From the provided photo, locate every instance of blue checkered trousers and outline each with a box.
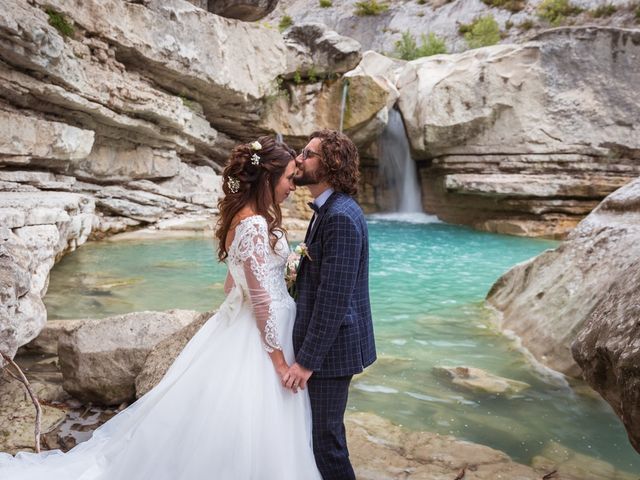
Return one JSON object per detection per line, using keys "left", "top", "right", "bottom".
{"left": 293, "top": 191, "right": 377, "bottom": 479}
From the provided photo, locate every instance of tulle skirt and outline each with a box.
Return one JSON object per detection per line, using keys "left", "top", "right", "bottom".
{"left": 0, "top": 288, "right": 321, "bottom": 480}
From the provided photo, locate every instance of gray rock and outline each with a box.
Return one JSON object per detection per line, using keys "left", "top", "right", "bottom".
{"left": 21, "top": 319, "right": 87, "bottom": 355}
{"left": 135, "top": 310, "right": 213, "bottom": 398}
{"left": 207, "top": 0, "right": 279, "bottom": 21}
{"left": 433, "top": 366, "right": 530, "bottom": 395}
{"left": 0, "top": 228, "right": 45, "bottom": 359}
{"left": 0, "top": 109, "right": 94, "bottom": 163}
{"left": 58, "top": 310, "right": 201, "bottom": 405}
{"left": 571, "top": 261, "right": 640, "bottom": 454}
{"left": 487, "top": 178, "right": 640, "bottom": 378}
{"left": 284, "top": 22, "right": 362, "bottom": 78}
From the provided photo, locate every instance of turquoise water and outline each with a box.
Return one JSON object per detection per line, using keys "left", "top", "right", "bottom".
{"left": 44, "top": 220, "right": 639, "bottom": 474}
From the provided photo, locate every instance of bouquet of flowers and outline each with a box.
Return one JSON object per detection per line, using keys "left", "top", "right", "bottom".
{"left": 285, "top": 243, "right": 311, "bottom": 299}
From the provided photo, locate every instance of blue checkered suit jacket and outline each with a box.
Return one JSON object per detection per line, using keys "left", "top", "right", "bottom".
{"left": 293, "top": 191, "right": 376, "bottom": 378}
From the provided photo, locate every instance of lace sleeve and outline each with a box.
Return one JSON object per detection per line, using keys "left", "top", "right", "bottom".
{"left": 235, "top": 218, "right": 282, "bottom": 353}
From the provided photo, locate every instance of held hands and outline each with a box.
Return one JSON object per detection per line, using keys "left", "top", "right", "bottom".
{"left": 282, "top": 363, "right": 313, "bottom": 394}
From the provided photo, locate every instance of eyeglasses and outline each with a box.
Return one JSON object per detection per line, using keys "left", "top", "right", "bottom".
{"left": 301, "top": 148, "right": 321, "bottom": 160}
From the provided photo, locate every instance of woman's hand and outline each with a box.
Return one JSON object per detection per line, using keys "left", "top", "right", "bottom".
{"left": 274, "top": 361, "right": 290, "bottom": 381}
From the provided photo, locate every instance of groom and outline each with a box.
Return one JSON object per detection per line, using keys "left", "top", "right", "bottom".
{"left": 283, "top": 130, "right": 376, "bottom": 479}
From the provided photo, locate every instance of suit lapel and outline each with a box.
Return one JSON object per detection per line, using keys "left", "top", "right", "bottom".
{"left": 299, "top": 192, "right": 340, "bottom": 271}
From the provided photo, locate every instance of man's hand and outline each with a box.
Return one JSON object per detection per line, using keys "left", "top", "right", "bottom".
{"left": 282, "top": 362, "right": 313, "bottom": 393}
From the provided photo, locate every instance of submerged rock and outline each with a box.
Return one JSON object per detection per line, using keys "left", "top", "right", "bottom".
{"left": 433, "top": 366, "right": 530, "bottom": 395}
{"left": 347, "top": 412, "right": 541, "bottom": 479}
{"left": 58, "top": 310, "right": 200, "bottom": 405}
{"left": 532, "top": 440, "right": 637, "bottom": 480}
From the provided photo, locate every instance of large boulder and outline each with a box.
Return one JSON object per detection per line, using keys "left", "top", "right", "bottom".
{"left": 571, "top": 260, "right": 640, "bottom": 453}
{"left": 487, "top": 177, "right": 640, "bottom": 378}
{"left": 135, "top": 310, "right": 213, "bottom": 397}
{"left": 58, "top": 310, "right": 200, "bottom": 405}
{"left": 284, "top": 22, "right": 362, "bottom": 79}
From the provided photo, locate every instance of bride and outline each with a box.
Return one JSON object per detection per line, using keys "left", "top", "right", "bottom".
{"left": 0, "top": 137, "right": 323, "bottom": 479}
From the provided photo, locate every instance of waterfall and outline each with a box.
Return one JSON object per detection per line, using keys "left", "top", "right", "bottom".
{"left": 378, "top": 108, "right": 423, "bottom": 213}
{"left": 339, "top": 80, "right": 349, "bottom": 133}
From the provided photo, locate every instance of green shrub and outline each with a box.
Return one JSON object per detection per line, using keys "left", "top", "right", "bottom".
{"left": 636, "top": 4, "right": 640, "bottom": 21}
{"left": 590, "top": 3, "right": 616, "bottom": 17}
{"left": 394, "top": 31, "right": 448, "bottom": 60}
{"left": 537, "top": 0, "right": 583, "bottom": 26}
{"left": 46, "top": 9, "right": 74, "bottom": 37}
{"left": 319, "top": 0, "right": 333, "bottom": 7}
{"left": 308, "top": 66, "right": 318, "bottom": 83}
{"left": 481, "top": 0, "right": 526, "bottom": 13}
{"left": 293, "top": 70, "right": 302, "bottom": 84}
{"left": 279, "top": 15, "right": 293, "bottom": 32}
{"left": 178, "top": 94, "right": 199, "bottom": 112}
{"left": 354, "top": 0, "right": 389, "bottom": 16}
{"left": 417, "top": 0, "right": 427, "bottom": 4}
{"left": 458, "top": 23, "right": 472, "bottom": 35}
{"left": 463, "top": 15, "right": 501, "bottom": 49}
{"left": 505, "top": 20, "right": 514, "bottom": 29}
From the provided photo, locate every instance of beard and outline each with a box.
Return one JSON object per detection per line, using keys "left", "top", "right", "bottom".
{"left": 293, "top": 167, "right": 323, "bottom": 187}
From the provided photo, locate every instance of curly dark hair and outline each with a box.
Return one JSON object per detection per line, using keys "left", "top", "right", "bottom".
{"left": 309, "top": 129, "right": 360, "bottom": 196}
{"left": 215, "top": 136, "right": 296, "bottom": 262}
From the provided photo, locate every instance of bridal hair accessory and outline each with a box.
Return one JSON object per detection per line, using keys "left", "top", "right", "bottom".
{"left": 250, "top": 141, "right": 262, "bottom": 166}
{"left": 227, "top": 176, "right": 240, "bottom": 193}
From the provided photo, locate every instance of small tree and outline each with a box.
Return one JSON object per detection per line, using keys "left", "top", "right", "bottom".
{"left": 279, "top": 15, "right": 293, "bottom": 32}
{"left": 481, "top": 0, "right": 526, "bottom": 13}
{"left": 463, "top": 15, "right": 501, "bottom": 49}
{"left": 354, "top": 0, "right": 389, "bottom": 16}
{"left": 319, "top": 0, "right": 333, "bottom": 7}
{"left": 537, "top": 0, "right": 583, "bottom": 26}
{"left": 590, "top": 3, "right": 616, "bottom": 18}
{"left": 394, "top": 32, "right": 447, "bottom": 60}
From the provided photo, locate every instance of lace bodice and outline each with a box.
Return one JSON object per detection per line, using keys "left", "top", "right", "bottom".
{"left": 226, "top": 215, "right": 291, "bottom": 352}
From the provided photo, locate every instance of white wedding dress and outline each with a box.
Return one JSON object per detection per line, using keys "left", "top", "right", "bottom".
{"left": 0, "top": 215, "right": 322, "bottom": 480}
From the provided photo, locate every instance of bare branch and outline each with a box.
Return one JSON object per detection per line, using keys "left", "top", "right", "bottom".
{"left": 1, "top": 352, "right": 42, "bottom": 453}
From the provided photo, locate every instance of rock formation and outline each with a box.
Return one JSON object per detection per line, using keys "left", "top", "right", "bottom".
{"left": 487, "top": 178, "right": 640, "bottom": 449}
{"left": 0, "top": 0, "right": 386, "bottom": 357}
{"left": 397, "top": 27, "right": 640, "bottom": 237}
{"left": 57, "top": 310, "right": 200, "bottom": 405}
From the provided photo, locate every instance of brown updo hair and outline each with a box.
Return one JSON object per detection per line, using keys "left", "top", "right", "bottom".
{"left": 215, "top": 136, "right": 296, "bottom": 262}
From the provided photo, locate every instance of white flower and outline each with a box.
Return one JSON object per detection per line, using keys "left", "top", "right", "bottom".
{"left": 251, "top": 153, "right": 261, "bottom": 165}
{"left": 227, "top": 176, "right": 240, "bottom": 193}
{"left": 295, "top": 242, "right": 312, "bottom": 260}
{"left": 250, "top": 141, "right": 262, "bottom": 151}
